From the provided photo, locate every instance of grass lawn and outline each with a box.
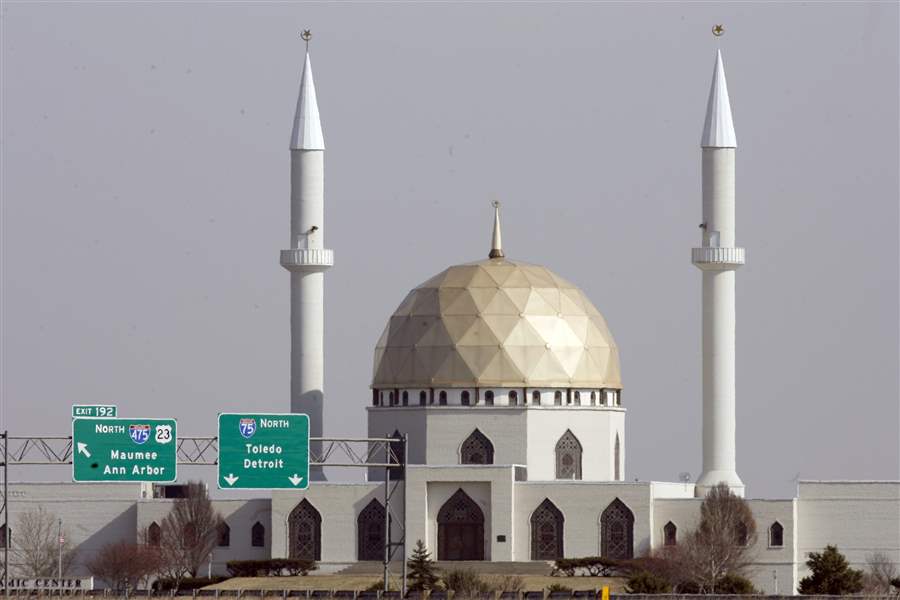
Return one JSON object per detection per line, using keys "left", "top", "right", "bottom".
{"left": 206, "top": 574, "right": 627, "bottom": 593}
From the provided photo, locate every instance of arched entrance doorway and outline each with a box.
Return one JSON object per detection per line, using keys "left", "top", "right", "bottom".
{"left": 437, "top": 488, "right": 484, "bottom": 560}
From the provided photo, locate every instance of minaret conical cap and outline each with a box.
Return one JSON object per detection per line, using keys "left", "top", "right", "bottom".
{"left": 290, "top": 52, "right": 325, "bottom": 150}
{"left": 489, "top": 201, "right": 504, "bottom": 259}
{"left": 701, "top": 49, "right": 737, "bottom": 148}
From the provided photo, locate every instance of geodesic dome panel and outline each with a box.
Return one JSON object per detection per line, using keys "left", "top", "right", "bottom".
{"left": 372, "top": 258, "right": 621, "bottom": 389}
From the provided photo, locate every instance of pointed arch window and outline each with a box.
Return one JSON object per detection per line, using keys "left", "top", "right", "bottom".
{"left": 439, "top": 391, "right": 448, "bottom": 405}
{"left": 461, "top": 391, "right": 471, "bottom": 406}
{"left": 600, "top": 498, "right": 634, "bottom": 559}
{"left": 217, "top": 522, "right": 230, "bottom": 547}
{"left": 402, "top": 391, "right": 409, "bottom": 406}
{"left": 554, "top": 391, "right": 563, "bottom": 406}
{"left": 735, "top": 521, "right": 749, "bottom": 546}
{"left": 614, "top": 433, "right": 621, "bottom": 481}
{"left": 590, "top": 391, "right": 596, "bottom": 405}
{"left": 461, "top": 429, "right": 494, "bottom": 465}
{"left": 147, "top": 521, "right": 161, "bottom": 546}
{"left": 390, "top": 430, "right": 405, "bottom": 481}
{"left": 357, "top": 499, "right": 386, "bottom": 560}
{"left": 663, "top": 521, "right": 677, "bottom": 546}
{"left": 251, "top": 522, "right": 265, "bottom": 547}
{"left": 509, "top": 391, "right": 518, "bottom": 405}
{"left": 574, "top": 391, "right": 581, "bottom": 405}
{"left": 530, "top": 499, "right": 564, "bottom": 560}
{"left": 419, "top": 391, "right": 427, "bottom": 406}
{"left": 532, "top": 391, "right": 541, "bottom": 405}
{"left": 288, "top": 499, "right": 322, "bottom": 560}
{"left": 769, "top": 522, "right": 784, "bottom": 547}
{"left": 555, "top": 430, "right": 582, "bottom": 480}
{"left": 389, "top": 391, "right": 396, "bottom": 406}
{"left": 484, "top": 391, "right": 494, "bottom": 406}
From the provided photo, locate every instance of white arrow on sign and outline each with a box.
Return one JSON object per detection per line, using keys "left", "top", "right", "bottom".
{"left": 77, "top": 442, "right": 91, "bottom": 458}
{"left": 288, "top": 474, "right": 304, "bottom": 486}
{"left": 223, "top": 474, "right": 239, "bottom": 486}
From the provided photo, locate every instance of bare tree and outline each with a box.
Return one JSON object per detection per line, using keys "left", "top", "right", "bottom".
{"left": 86, "top": 541, "right": 162, "bottom": 591}
{"left": 158, "top": 482, "right": 222, "bottom": 580}
{"left": 13, "top": 507, "right": 77, "bottom": 577}
{"left": 863, "top": 551, "right": 899, "bottom": 595}
{"left": 666, "top": 483, "right": 758, "bottom": 593}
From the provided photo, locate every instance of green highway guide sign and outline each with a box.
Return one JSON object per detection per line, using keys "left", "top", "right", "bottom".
{"left": 72, "top": 418, "right": 177, "bottom": 482}
{"left": 72, "top": 405, "right": 117, "bottom": 418}
{"left": 218, "top": 413, "right": 309, "bottom": 490}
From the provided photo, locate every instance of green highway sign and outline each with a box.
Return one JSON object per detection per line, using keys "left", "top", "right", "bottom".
{"left": 72, "top": 405, "right": 117, "bottom": 418}
{"left": 72, "top": 418, "right": 177, "bottom": 482}
{"left": 218, "top": 413, "right": 309, "bottom": 490}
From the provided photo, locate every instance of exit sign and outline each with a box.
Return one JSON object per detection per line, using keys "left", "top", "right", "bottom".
{"left": 72, "top": 405, "right": 117, "bottom": 418}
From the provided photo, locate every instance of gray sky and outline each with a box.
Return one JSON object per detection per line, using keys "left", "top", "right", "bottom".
{"left": 2, "top": 2, "right": 897, "bottom": 498}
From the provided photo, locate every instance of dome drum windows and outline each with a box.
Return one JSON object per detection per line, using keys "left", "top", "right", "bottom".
{"left": 532, "top": 390, "right": 541, "bottom": 405}
{"left": 461, "top": 391, "right": 471, "bottom": 406}
{"left": 484, "top": 391, "right": 494, "bottom": 406}
{"left": 508, "top": 390, "right": 518, "bottom": 405}
{"left": 419, "top": 391, "right": 427, "bottom": 406}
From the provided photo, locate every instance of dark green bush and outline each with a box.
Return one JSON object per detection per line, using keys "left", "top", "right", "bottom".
{"left": 225, "top": 558, "right": 317, "bottom": 577}
{"left": 799, "top": 545, "right": 864, "bottom": 595}
{"left": 546, "top": 583, "right": 573, "bottom": 593}
{"left": 552, "top": 557, "right": 621, "bottom": 577}
{"left": 625, "top": 571, "right": 672, "bottom": 594}
{"left": 152, "top": 576, "right": 228, "bottom": 592}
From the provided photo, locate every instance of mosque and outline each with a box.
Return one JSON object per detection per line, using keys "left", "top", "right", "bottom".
{"left": 3, "top": 43, "right": 898, "bottom": 594}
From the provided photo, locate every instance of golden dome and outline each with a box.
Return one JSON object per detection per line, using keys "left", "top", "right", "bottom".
{"left": 372, "top": 257, "right": 621, "bottom": 389}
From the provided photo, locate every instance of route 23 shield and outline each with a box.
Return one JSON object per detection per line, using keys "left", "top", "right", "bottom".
{"left": 129, "top": 424, "right": 151, "bottom": 445}
{"left": 239, "top": 418, "right": 257, "bottom": 439}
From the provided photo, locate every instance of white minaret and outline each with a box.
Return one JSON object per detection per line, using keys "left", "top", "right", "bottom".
{"left": 693, "top": 48, "right": 745, "bottom": 497}
{"left": 280, "top": 36, "right": 332, "bottom": 479}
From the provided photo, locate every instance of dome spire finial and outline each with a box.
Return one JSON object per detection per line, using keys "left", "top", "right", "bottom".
{"left": 489, "top": 200, "right": 504, "bottom": 259}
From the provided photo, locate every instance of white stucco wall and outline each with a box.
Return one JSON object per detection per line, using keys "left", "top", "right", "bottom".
{"left": 797, "top": 481, "right": 900, "bottom": 578}
{"left": 651, "top": 497, "right": 797, "bottom": 594}
{"left": 513, "top": 481, "right": 652, "bottom": 560}
{"left": 525, "top": 408, "right": 625, "bottom": 481}
{"left": 270, "top": 483, "right": 396, "bottom": 564}
{"left": 136, "top": 498, "right": 271, "bottom": 576}
{"left": 3, "top": 482, "right": 141, "bottom": 577}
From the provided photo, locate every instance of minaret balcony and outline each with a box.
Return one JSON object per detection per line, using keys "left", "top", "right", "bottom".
{"left": 692, "top": 246, "right": 745, "bottom": 270}
{"left": 280, "top": 248, "right": 334, "bottom": 271}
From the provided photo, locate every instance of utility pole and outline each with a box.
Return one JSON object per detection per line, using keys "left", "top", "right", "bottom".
{"left": 2, "top": 430, "right": 8, "bottom": 600}
{"left": 57, "top": 518, "right": 63, "bottom": 596}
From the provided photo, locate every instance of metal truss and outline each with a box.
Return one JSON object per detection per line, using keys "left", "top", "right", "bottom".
{"left": 0, "top": 435, "right": 404, "bottom": 468}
